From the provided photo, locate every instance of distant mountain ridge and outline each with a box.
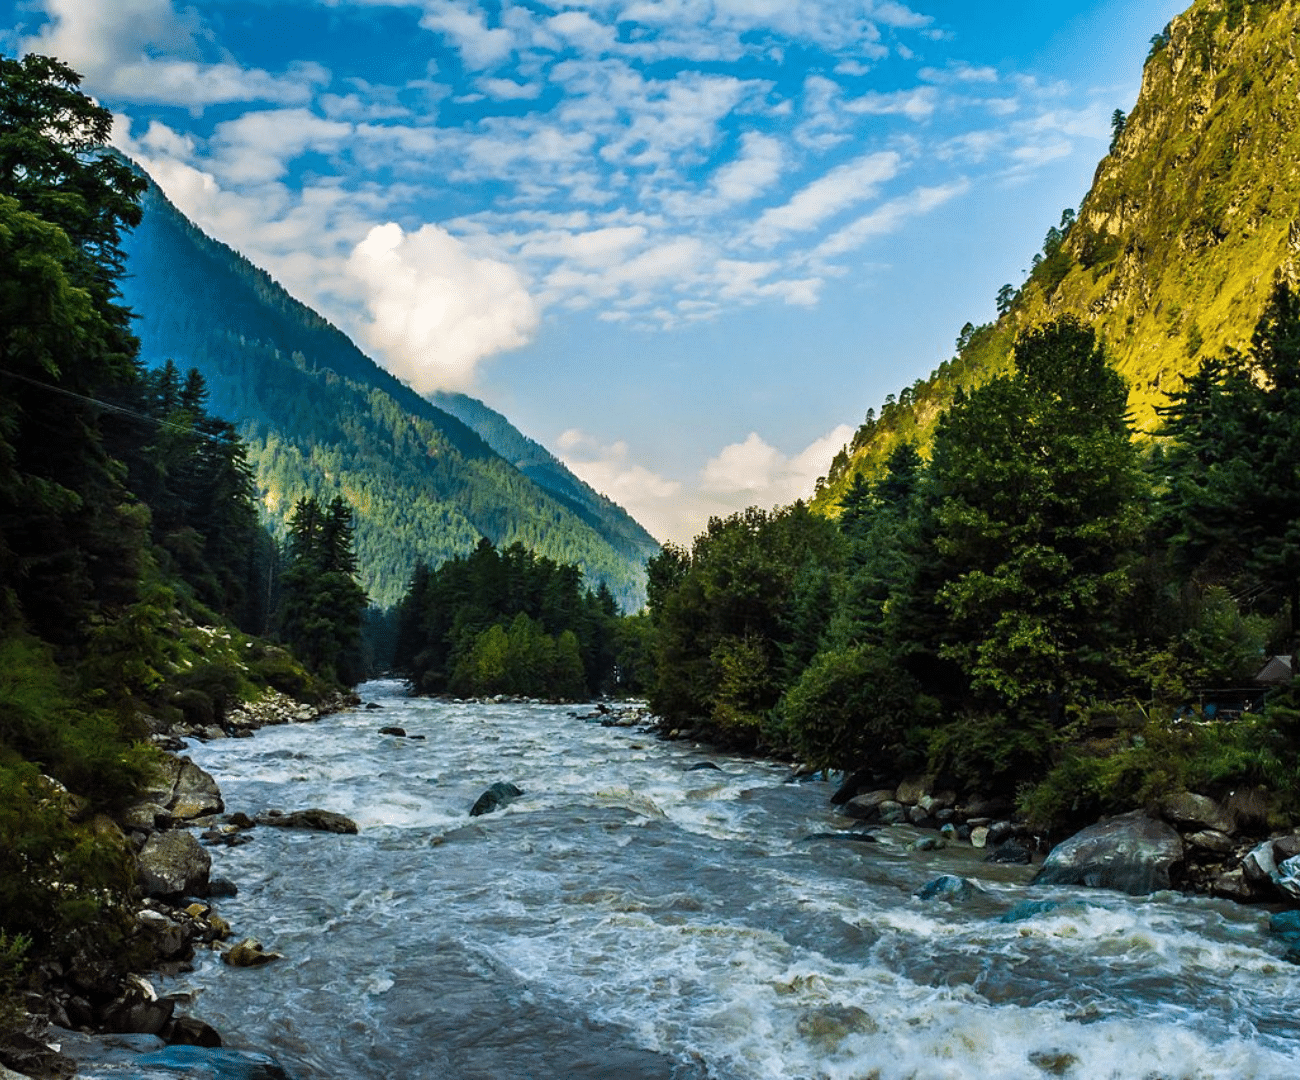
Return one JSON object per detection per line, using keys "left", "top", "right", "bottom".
{"left": 118, "top": 172, "right": 657, "bottom": 609}
{"left": 430, "top": 391, "right": 659, "bottom": 554}
{"left": 814, "top": 0, "right": 1300, "bottom": 512}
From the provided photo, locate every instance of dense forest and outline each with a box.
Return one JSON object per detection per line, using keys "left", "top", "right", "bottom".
{"left": 393, "top": 540, "right": 644, "bottom": 700}
{"left": 644, "top": 302, "right": 1300, "bottom": 832}
{"left": 0, "top": 54, "right": 364, "bottom": 1019}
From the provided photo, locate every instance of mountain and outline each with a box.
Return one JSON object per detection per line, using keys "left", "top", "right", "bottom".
{"left": 429, "top": 390, "right": 660, "bottom": 556}
{"left": 814, "top": 0, "right": 1299, "bottom": 512}
{"left": 118, "top": 174, "right": 657, "bottom": 609}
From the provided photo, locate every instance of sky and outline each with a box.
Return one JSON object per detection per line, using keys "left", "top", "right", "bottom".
{"left": 2, "top": 0, "right": 1188, "bottom": 544}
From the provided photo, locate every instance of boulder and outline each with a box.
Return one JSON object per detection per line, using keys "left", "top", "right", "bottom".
{"left": 917, "top": 791, "right": 955, "bottom": 815}
{"left": 830, "top": 768, "right": 877, "bottom": 805}
{"left": 1185, "top": 829, "right": 1235, "bottom": 856}
{"left": 985, "top": 839, "right": 1033, "bottom": 865}
{"left": 843, "top": 789, "right": 896, "bottom": 821}
{"left": 1157, "top": 792, "right": 1234, "bottom": 835}
{"left": 906, "top": 805, "right": 932, "bottom": 827}
{"left": 877, "top": 801, "right": 906, "bottom": 825}
{"left": 469, "top": 781, "right": 524, "bottom": 817}
{"left": 895, "top": 776, "right": 931, "bottom": 806}
{"left": 169, "top": 1016, "right": 224, "bottom": 1048}
{"left": 969, "top": 826, "right": 990, "bottom": 849}
{"left": 135, "top": 909, "right": 191, "bottom": 959}
{"left": 914, "top": 875, "right": 978, "bottom": 902}
{"left": 1242, "top": 840, "right": 1280, "bottom": 892}
{"left": 1033, "top": 810, "right": 1184, "bottom": 895}
{"left": 137, "top": 831, "right": 211, "bottom": 899}
{"left": 256, "top": 809, "right": 358, "bottom": 834}
{"left": 1276, "top": 854, "right": 1300, "bottom": 902}
{"left": 1211, "top": 868, "right": 1255, "bottom": 902}
{"left": 379, "top": 726, "right": 407, "bottom": 737}
{"left": 100, "top": 975, "right": 174, "bottom": 1036}
{"left": 222, "top": 939, "right": 284, "bottom": 968}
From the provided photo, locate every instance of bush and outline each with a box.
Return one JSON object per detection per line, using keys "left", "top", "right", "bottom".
{"left": 780, "top": 643, "right": 934, "bottom": 772}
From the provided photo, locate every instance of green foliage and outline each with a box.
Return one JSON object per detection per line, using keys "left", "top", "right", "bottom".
{"left": 0, "top": 756, "right": 138, "bottom": 961}
{"left": 647, "top": 503, "right": 848, "bottom": 746}
{"left": 276, "top": 495, "right": 368, "bottom": 685}
{"left": 0, "top": 930, "right": 27, "bottom": 1036}
{"left": 931, "top": 320, "right": 1144, "bottom": 712}
{"left": 780, "top": 643, "right": 934, "bottom": 773}
{"left": 397, "top": 539, "right": 624, "bottom": 699}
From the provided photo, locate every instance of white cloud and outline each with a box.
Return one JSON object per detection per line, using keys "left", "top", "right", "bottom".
{"left": 417, "top": 1, "right": 516, "bottom": 70}
{"left": 557, "top": 431, "right": 682, "bottom": 542}
{"left": 749, "top": 151, "right": 901, "bottom": 247}
{"left": 23, "top": 0, "right": 329, "bottom": 109}
{"left": 843, "top": 86, "right": 938, "bottom": 121}
{"left": 700, "top": 426, "right": 854, "bottom": 502}
{"left": 347, "top": 222, "right": 540, "bottom": 393}
{"left": 809, "top": 179, "right": 969, "bottom": 263}
{"left": 209, "top": 109, "right": 354, "bottom": 184}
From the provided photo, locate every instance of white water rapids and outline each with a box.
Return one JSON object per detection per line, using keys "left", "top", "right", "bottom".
{"left": 167, "top": 680, "right": 1300, "bottom": 1079}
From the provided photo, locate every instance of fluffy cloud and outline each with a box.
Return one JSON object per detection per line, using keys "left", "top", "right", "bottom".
{"left": 700, "top": 426, "right": 854, "bottom": 504}
{"left": 347, "top": 222, "right": 540, "bottom": 393}
{"left": 809, "top": 179, "right": 969, "bottom": 264}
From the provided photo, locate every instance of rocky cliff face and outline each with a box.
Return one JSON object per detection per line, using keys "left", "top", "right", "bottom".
{"left": 815, "top": 0, "right": 1300, "bottom": 511}
{"left": 1042, "top": 0, "right": 1300, "bottom": 427}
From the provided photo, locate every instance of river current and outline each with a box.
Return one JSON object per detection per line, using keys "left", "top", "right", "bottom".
{"left": 170, "top": 680, "right": 1300, "bottom": 1080}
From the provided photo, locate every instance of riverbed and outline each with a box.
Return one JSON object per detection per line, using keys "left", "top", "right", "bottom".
{"left": 166, "top": 680, "right": 1300, "bottom": 1079}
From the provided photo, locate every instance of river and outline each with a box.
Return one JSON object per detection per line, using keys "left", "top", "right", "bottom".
{"left": 164, "top": 679, "right": 1300, "bottom": 1079}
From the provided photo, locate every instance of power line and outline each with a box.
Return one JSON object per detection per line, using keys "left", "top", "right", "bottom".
{"left": 0, "top": 366, "right": 232, "bottom": 444}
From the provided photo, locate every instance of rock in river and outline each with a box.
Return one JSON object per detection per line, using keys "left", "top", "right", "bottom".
{"left": 136, "top": 830, "right": 211, "bottom": 899}
{"left": 1034, "top": 810, "right": 1184, "bottom": 895}
{"left": 256, "top": 809, "right": 358, "bottom": 833}
{"left": 470, "top": 781, "right": 524, "bottom": 817}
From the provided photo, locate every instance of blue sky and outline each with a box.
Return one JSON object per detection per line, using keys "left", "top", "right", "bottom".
{"left": 4, "top": 0, "right": 1186, "bottom": 543}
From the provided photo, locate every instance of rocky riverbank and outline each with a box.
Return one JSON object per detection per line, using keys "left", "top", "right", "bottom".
{"left": 828, "top": 770, "right": 1300, "bottom": 912}
{"left": 0, "top": 689, "right": 359, "bottom": 1080}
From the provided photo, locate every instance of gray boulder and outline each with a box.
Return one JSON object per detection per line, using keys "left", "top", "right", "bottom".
{"left": 1157, "top": 792, "right": 1234, "bottom": 835}
{"left": 470, "top": 782, "right": 524, "bottom": 817}
{"left": 136, "top": 831, "right": 211, "bottom": 899}
{"left": 915, "top": 875, "right": 979, "bottom": 902}
{"left": 843, "top": 789, "right": 896, "bottom": 821}
{"left": 1034, "top": 810, "right": 1184, "bottom": 895}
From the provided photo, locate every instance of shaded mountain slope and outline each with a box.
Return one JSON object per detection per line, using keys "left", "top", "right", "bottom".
{"left": 119, "top": 176, "right": 656, "bottom": 608}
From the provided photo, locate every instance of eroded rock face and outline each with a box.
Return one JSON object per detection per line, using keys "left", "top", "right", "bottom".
{"left": 132, "top": 754, "right": 224, "bottom": 827}
{"left": 137, "top": 830, "right": 212, "bottom": 899}
{"left": 1034, "top": 811, "right": 1185, "bottom": 896}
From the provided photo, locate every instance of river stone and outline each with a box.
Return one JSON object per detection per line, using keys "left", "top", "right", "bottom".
{"left": 1034, "top": 810, "right": 1184, "bottom": 895}
{"left": 222, "top": 939, "right": 284, "bottom": 968}
{"left": 843, "top": 789, "right": 896, "bottom": 820}
{"left": 998, "top": 899, "right": 1065, "bottom": 923}
{"left": 257, "top": 809, "right": 358, "bottom": 833}
{"left": 136, "top": 909, "right": 190, "bottom": 959}
{"left": 895, "top": 775, "right": 931, "bottom": 806}
{"left": 469, "top": 781, "right": 524, "bottom": 817}
{"left": 907, "top": 805, "right": 932, "bottom": 827}
{"left": 1158, "top": 792, "right": 1234, "bottom": 835}
{"left": 985, "top": 839, "right": 1033, "bottom": 865}
{"left": 1185, "top": 829, "right": 1235, "bottom": 856}
{"left": 379, "top": 725, "right": 406, "bottom": 736}
{"left": 1212, "top": 868, "right": 1255, "bottom": 901}
{"left": 1242, "top": 840, "right": 1279, "bottom": 892}
{"left": 1275, "top": 854, "right": 1300, "bottom": 901}
{"left": 914, "top": 874, "right": 977, "bottom": 902}
{"left": 137, "top": 830, "right": 211, "bottom": 899}
{"left": 877, "top": 800, "right": 905, "bottom": 825}
{"left": 970, "top": 826, "right": 990, "bottom": 849}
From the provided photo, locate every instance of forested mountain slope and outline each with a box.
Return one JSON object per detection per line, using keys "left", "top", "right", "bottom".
{"left": 118, "top": 176, "right": 655, "bottom": 609}
{"left": 815, "top": 0, "right": 1300, "bottom": 512}
{"left": 430, "top": 390, "right": 660, "bottom": 561}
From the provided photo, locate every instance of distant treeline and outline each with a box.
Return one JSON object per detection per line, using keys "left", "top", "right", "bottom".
{"left": 393, "top": 539, "right": 648, "bottom": 700}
